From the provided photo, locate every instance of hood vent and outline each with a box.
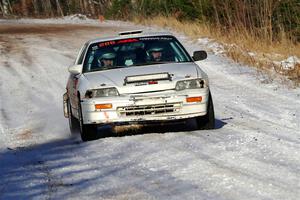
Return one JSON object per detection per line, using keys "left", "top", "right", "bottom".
{"left": 124, "top": 72, "right": 171, "bottom": 85}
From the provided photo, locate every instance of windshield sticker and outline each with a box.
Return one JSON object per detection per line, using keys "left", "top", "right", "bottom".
{"left": 117, "top": 38, "right": 139, "bottom": 44}
{"left": 139, "top": 37, "right": 173, "bottom": 41}
{"left": 99, "top": 38, "right": 139, "bottom": 48}
{"left": 99, "top": 41, "right": 116, "bottom": 47}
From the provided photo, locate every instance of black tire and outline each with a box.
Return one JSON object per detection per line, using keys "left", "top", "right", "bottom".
{"left": 196, "top": 91, "right": 215, "bottom": 130}
{"left": 67, "top": 99, "right": 79, "bottom": 134}
{"left": 78, "top": 101, "right": 97, "bottom": 141}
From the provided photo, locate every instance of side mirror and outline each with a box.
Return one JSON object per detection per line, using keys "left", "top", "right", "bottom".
{"left": 68, "top": 64, "right": 82, "bottom": 75}
{"left": 193, "top": 50, "right": 207, "bottom": 61}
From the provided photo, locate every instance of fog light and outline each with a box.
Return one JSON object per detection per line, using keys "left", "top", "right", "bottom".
{"left": 95, "top": 104, "right": 112, "bottom": 109}
{"left": 186, "top": 96, "right": 202, "bottom": 103}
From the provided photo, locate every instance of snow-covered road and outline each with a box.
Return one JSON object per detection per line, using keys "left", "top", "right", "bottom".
{"left": 0, "top": 19, "right": 299, "bottom": 200}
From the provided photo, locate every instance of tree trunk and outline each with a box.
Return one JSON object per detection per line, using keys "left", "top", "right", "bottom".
{"left": 88, "top": 0, "right": 95, "bottom": 17}
{"left": 79, "top": 0, "right": 84, "bottom": 13}
{"left": 0, "top": 1, "right": 4, "bottom": 15}
{"left": 56, "top": 0, "right": 64, "bottom": 16}
{"left": 21, "top": 0, "right": 28, "bottom": 16}
{"left": 211, "top": 0, "right": 220, "bottom": 28}
{"left": 97, "top": 0, "right": 104, "bottom": 15}
{"left": 42, "top": 0, "right": 53, "bottom": 17}
{"left": 223, "top": 1, "right": 232, "bottom": 28}
{"left": 2, "top": 0, "right": 9, "bottom": 16}
{"left": 32, "top": 0, "right": 39, "bottom": 16}
{"left": 83, "top": 0, "right": 89, "bottom": 14}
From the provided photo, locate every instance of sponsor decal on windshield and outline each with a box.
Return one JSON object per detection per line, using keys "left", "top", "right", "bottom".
{"left": 99, "top": 41, "right": 116, "bottom": 47}
{"left": 97, "top": 37, "right": 172, "bottom": 48}
{"left": 99, "top": 38, "right": 139, "bottom": 47}
{"left": 139, "top": 37, "right": 173, "bottom": 41}
{"left": 117, "top": 38, "right": 139, "bottom": 44}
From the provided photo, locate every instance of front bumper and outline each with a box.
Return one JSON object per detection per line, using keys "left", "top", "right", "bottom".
{"left": 80, "top": 89, "right": 209, "bottom": 125}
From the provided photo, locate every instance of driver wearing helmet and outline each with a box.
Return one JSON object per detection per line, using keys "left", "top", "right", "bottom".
{"left": 148, "top": 46, "right": 163, "bottom": 62}
{"left": 98, "top": 52, "right": 116, "bottom": 67}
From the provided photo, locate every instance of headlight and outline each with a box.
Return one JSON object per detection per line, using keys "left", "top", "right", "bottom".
{"left": 175, "top": 79, "right": 206, "bottom": 91}
{"left": 85, "top": 87, "right": 119, "bottom": 98}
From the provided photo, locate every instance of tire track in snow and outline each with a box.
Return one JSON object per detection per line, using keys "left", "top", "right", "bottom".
{"left": 0, "top": 26, "right": 75, "bottom": 146}
{"left": 198, "top": 56, "right": 300, "bottom": 132}
{"left": 174, "top": 132, "right": 300, "bottom": 199}
{"left": 202, "top": 57, "right": 300, "bottom": 105}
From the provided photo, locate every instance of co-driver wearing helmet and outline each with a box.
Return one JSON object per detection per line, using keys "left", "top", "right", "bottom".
{"left": 148, "top": 46, "right": 163, "bottom": 62}
{"left": 98, "top": 52, "right": 116, "bottom": 67}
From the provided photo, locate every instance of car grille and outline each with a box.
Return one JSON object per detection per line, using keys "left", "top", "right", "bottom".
{"left": 117, "top": 103, "right": 181, "bottom": 116}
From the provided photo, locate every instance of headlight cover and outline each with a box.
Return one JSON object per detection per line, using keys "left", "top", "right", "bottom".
{"left": 85, "top": 87, "right": 119, "bottom": 98}
{"left": 175, "top": 79, "right": 206, "bottom": 91}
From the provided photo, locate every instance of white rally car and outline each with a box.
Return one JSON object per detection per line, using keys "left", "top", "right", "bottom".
{"left": 63, "top": 30, "right": 215, "bottom": 141}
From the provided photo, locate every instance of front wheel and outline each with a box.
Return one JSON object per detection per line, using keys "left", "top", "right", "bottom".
{"left": 196, "top": 91, "right": 215, "bottom": 129}
{"left": 78, "top": 101, "right": 97, "bottom": 141}
{"left": 67, "top": 99, "right": 79, "bottom": 134}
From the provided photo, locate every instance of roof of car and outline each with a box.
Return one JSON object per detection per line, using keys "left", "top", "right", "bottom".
{"left": 87, "top": 30, "right": 175, "bottom": 44}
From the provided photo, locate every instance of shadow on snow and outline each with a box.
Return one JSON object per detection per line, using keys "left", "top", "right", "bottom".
{"left": 0, "top": 118, "right": 227, "bottom": 199}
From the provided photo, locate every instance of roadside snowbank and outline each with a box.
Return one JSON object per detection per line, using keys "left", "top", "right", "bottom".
{"left": 197, "top": 37, "right": 300, "bottom": 77}
{"left": 276, "top": 56, "right": 300, "bottom": 70}
{"left": 0, "top": 14, "right": 135, "bottom": 28}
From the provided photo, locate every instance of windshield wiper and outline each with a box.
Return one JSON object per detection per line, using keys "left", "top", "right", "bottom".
{"left": 134, "top": 61, "right": 176, "bottom": 66}
{"left": 101, "top": 66, "right": 125, "bottom": 70}
{"left": 88, "top": 66, "right": 126, "bottom": 72}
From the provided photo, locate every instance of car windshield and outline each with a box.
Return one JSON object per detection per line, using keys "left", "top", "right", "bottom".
{"left": 82, "top": 36, "right": 192, "bottom": 73}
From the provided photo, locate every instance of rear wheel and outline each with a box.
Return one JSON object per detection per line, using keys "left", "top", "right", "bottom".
{"left": 196, "top": 91, "right": 215, "bottom": 129}
{"left": 67, "top": 99, "right": 79, "bottom": 134}
{"left": 78, "top": 101, "right": 97, "bottom": 141}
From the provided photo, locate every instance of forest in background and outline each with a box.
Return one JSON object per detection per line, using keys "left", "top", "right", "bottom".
{"left": 1, "top": 0, "right": 300, "bottom": 82}
{"left": 0, "top": 0, "right": 299, "bottom": 43}
{"left": 110, "top": 0, "right": 299, "bottom": 44}
{"left": 0, "top": 0, "right": 111, "bottom": 18}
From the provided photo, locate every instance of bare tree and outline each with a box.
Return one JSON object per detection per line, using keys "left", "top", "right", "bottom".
{"left": 32, "top": 0, "right": 39, "bottom": 16}
{"left": 222, "top": 0, "right": 233, "bottom": 28}
{"left": 42, "top": 0, "right": 53, "bottom": 17}
{"left": 0, "top": 1, "right": 4, "bottom": 15}
{"left": 88, "top": 0, "right": 96, "bottom": 16}
{"left": 1, "top": 0, "right": 9, "bottom": 16}
{"left": 56, "top": 0, "right": 64, "bottom": 16}
{"left": 79, "top": 0, "right": 84, "bottom": 13}
{"left": 21, "top": 0, "right": 28, "bottom": 16}
{"left": 211, "top": 0, "right": 220, "bottom": 28}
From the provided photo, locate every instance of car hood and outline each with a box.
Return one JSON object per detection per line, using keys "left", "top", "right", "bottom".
{"left": 81, "top": 62, "right": 206, "bottom": 94}
{"left": 81, "top": 62, "right": 207, "bottom": 94}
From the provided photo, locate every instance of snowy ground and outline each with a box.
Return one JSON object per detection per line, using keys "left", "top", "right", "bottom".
{"left": 0, "top": 18, "right": 299, "bottom": 200}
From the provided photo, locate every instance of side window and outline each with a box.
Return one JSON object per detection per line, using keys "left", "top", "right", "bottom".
{"left": 77, "top": 43, "right": 89, "bottom": 65}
